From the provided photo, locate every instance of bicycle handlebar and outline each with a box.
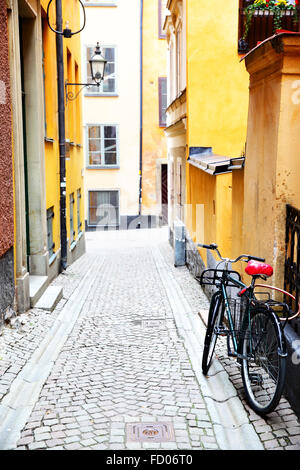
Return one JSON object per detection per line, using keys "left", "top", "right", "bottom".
{"left": 197, "top": 243, "right": 265, "bottom": 264}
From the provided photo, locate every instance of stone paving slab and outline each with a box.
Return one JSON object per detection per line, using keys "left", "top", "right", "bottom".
{"left": 0, "top": 228, "right": 299, "bottom": 450}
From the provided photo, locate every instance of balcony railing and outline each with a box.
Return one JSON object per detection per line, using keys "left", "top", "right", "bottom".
{"left": 238, "top": 1, "right": 300, "bottom": 53}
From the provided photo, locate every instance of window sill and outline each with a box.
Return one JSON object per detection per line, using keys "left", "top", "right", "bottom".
{"left": 49, "top": 251, "right": 57, "bottom": 266}
{"left": 86, "top": 165, "right": 120, "bottom": 170}
{"left": 45, "top": 136, "right": 55, "bottom": 143}
{"left": 70, "top": 231, "right": 83, "bottom": 252}
{"left": 84, "top": 93, "right": 119, "bottom": 98}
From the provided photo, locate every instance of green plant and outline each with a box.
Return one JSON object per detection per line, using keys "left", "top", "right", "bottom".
{"left": 243, "top": 0, "right": 299, "bottom": 40}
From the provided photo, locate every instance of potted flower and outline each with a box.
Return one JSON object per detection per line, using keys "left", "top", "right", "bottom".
{"left": 242, "top": 0, "right": 299, "bottom": 45}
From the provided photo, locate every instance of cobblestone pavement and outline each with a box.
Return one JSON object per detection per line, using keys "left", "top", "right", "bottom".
{"left": 0, "top": 228, "right": 299, "bottom": 450}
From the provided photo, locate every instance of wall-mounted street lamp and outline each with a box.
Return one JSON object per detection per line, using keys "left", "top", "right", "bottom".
{"left": 65, "top": 43, "right": 107, "bottom": 102}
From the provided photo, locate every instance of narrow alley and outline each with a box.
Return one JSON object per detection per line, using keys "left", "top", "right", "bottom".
{"left": 0, "top": 229, "right": 299, "bottom": 451}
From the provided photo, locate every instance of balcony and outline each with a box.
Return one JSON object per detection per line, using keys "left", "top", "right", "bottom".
{"left": 238, "top": 1, "right": 300, "bottom": 53}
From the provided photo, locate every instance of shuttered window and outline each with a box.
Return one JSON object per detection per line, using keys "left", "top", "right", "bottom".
{"left": 47, "top": 207, "right": 55, "bottom": 258}
{"left": 158, "top": 0, "right": 168, "bottom": 39}
{"left": 159, "top": 77, "right": 167, "bottom": 127}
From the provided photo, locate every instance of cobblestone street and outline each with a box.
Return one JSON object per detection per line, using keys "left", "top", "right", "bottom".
{"left": 0, "top": 228, "right": 299, "bottom": 451}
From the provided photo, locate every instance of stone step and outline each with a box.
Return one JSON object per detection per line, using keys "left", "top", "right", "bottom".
{"left": 29, "top": 276, "right": 48, "bottom": 308}
{"left": 34, "top": 285, "right": 63, "bottom": 312}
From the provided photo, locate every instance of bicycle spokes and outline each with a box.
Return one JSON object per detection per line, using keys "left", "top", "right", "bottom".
{"left": 241, "top": 310, "right": 285, "bottom": 414}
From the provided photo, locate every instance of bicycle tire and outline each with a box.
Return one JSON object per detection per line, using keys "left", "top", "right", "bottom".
{"left": 202, "top": 293, "right": 223, "bottom": 376}
{"left": 241, "top": 306, "right": 287, "bottom": 415}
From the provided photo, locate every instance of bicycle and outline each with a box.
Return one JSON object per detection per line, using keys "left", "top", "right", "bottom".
{"left": 196, "top": 243, "right": 299, "bottom": 416}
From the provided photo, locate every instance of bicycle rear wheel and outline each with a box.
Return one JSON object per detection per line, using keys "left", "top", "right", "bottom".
{"left": 241, "top": 306, "right": 287, "bottom": 415}
{"left": 202, "top": 293, "right": 224, "bottom": 376}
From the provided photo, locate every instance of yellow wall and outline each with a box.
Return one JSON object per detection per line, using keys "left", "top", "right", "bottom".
{"left": 142, "top": 0, "right": 167, "bottom": 214}
{"left": 243, "top": 35, "right": 300, "bottom": 288}
{"left": 188, "top": 166, "right": 232, "bottom": 263}
{"left": 41, "top": 0, "right": 84, "bottom": 253}
{"left": 185, "top": 0, "right": 249, "bottom": 260}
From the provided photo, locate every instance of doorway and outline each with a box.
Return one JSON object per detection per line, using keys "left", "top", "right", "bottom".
{"left": 161, "top": 164, "right": 168, "bottom": 225}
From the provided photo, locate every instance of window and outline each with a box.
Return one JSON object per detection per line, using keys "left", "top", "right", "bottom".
{"left": 87, "top": 124, "right": 118, "bottom": 167}
{"left": 86, "top": 46, "right": 116, "bottom": 94}
{"left": 47, "top": 207, "right": 55, "bottom": 258}
{"left": 70, "top": 193, "right": 75, "bottom": 243}
{"left": 176, "top": 26, "right": 183, "bottom": 95}
{"left": 158, "top": 0, "right": 168, "bottom": 39}
{"left": 88, "top": 190, "right": 120, "bottom": 227}
{"left": 159, "top": 77, "right": 167, "bottom": 127}
{"left": 77, "top": 189, "right": 82, "bottom": 233}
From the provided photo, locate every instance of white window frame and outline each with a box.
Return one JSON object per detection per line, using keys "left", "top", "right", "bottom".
{"left": 84, "top": 44, "right": 118, "bottom": 96}
{"left": 77, "top": 189, "right": 82, "bottom": 234}
{"left": 70, "top": 193, "right": 75, "bottom": 244}
{"left": 47, "top": 207, "right": 55, "bottom": 258}
{"left": 87, "top": 189, "right": 120, "bottom": 227}
{"left": 86, "top": 123, "right": 120, "bottom": 169}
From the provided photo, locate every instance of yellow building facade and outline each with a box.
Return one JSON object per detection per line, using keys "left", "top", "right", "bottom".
{"left": 8, "top": 0, "right": 85, "bottom": 313}
{"left": 164, "top": 0, "right": 249, "bottom": 272}
{"left": 142, "top": 0, "right": 168, "bottom": 222}
{"left": 42, "top": 0, "right": 85, "bottom": 275}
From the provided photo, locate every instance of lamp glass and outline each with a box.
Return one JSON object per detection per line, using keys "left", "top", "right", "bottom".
{"left": 89, "top": 46, "right": 107, "bottom": 85}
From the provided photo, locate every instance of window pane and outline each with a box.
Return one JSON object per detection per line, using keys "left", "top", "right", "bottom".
{"left": 105, "top": 62, "right": 115, "bottom": 76}
{"left": 103, "top": 78, "right": 115, "bottom": 93}
{"left": 89, "top": 207, "right": 98, "bottom": 225}
{"left": 105, "top": 152, "right": 117, "bottom": 165}
{"left": 104, "top": 47, "right": 115, "bottom": 61}
{"left": 88, "top": 126, "right": 101, "bottom": 139}
{"left": 104, "top": 139, "right": 116, "bottom": 151}
{"left": 89, "top": 139, "right": 101, "bottom": 152}
{"left": 104, "top": 126, "right": 116, "bottom": 138}
{"left": 109, "top": 191, "right": 118, "bottom": 207}
{"left": 89, "top": 192, "right": 97, "bottom": 207}
{"left": 89, "top": 151, "right": 102, "bottom": 165}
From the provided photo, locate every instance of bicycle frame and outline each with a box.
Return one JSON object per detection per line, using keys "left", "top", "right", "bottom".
{"left": 217, "top": 270, "right": 255, "bottom": 359}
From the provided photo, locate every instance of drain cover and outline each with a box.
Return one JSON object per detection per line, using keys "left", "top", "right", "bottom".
{"left": 126, "top": 422, "right": 175, "bottom": 442}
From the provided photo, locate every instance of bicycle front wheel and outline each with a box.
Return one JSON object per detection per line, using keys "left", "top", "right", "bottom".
{"left": 241, "top": 306, "right": 287, "bottom": 415}
{"left": 202, "top": 293, "right": 223, "bottom": 376}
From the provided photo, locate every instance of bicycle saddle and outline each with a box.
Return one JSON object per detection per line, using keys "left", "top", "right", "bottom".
{"left": 245, "top": 260, "right": 273, "bottom": 277}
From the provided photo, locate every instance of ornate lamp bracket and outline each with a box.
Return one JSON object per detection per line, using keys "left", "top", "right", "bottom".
{"left": 65, "top": 81, "right": 100, "bottom": 103}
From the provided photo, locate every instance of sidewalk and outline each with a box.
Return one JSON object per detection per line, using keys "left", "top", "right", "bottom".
{"left": 0, "top": 228, "right": 298, "bottom": 450}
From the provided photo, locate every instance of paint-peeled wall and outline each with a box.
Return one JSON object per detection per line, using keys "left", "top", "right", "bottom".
{"left": 0, "top": 2, "right": 14, "bottom": 257}
{"left": 142, "top": 0, "right": 167, "bottom": 216}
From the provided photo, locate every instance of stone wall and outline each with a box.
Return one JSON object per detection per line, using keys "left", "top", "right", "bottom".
{"left": 0, "top": 2, "right": 15, "bottom": 323}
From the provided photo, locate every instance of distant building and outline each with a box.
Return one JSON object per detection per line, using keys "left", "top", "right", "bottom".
{"left": 81, "top": 0, "right": 167, "bottom": 231}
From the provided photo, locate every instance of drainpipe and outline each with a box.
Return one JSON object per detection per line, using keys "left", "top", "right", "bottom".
{"left": 56, "top": 0, "right": 68, "bottom": 271}
{"left": 138, "top": 0, "right": 143, "bottom": 221}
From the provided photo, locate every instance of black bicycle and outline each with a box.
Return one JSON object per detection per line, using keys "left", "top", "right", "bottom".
{"left": 196, "top": 243, "right": 294, "bottom": 416}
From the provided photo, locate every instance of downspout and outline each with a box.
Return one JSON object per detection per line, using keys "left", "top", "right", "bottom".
{"left": 56, "top": 0, "right": 68, "bottom": 270}
{"left": 139, "top": 0, "right": 143, "bottom": 220}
